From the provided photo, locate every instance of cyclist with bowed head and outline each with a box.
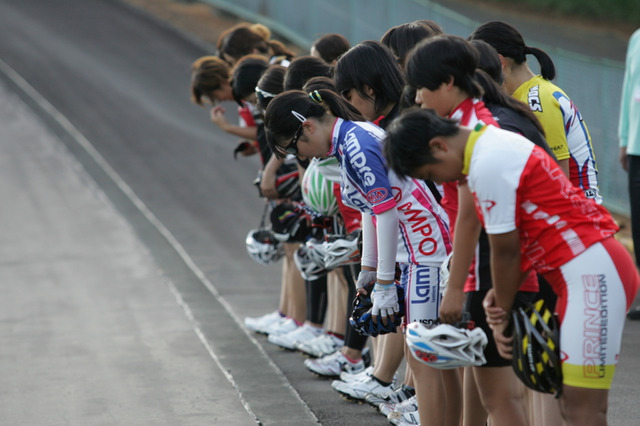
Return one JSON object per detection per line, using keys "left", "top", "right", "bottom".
{"left": 333, "top": 39, "right": 459, "bottom": 424}
{"left": 405, "top": 34, "right": 540, "bottom": 426}
{"left": 384, "top": 108, "right": 640, "bottom": 426}
{"left": 217, "top": 22, "right": 294, "bottom": 67}
{"left": 380, "top": 20, "right": 443, "bottom": 68}
{"left": 469, "top": 21, "right": 601, "bottom": 205}
{"left": 299, "top": 76, "right": 375, "bottom": 377}
{"left": 190, "top": 55, "right": 259, "bottom": 151}
{"left": 469, "top": 21, "right": 605, "bottom": 425}
{"left": 310, "top": 33, "right": 350, "bottom": 66}
{"left": 263, "top": 88, "right": 453, "bottom": 426}
{"left": 332, "top": 39, "right": 412, "bottom": 412}
{"left": 471, "top": 36, "right": 566, "bottom": 426}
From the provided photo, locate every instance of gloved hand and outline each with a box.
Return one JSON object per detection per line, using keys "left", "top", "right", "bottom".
{"left": 371, "top": 283, "right": 399, "bottom": 324}
{"left": 355, "top": 270, "right": 377, "bottom": 293}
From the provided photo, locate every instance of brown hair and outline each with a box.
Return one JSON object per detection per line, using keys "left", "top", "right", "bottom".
{"left": 190, "top": 56, "right": 230, "bottom": 105}
{"left": 217, "top": 23, "right": 294, "bottom": 65}
{"left": 312, "top": 33, "right": 350, "bottom": 64}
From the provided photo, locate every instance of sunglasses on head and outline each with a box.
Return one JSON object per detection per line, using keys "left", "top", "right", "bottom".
{"left": 276, "top": 110, "right": 306, "bottom": 157}
{"left": 255, "top": 87, "right": 277, "bottom": 104}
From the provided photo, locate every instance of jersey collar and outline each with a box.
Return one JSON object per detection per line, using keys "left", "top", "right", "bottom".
{"left": 328, "top": 117, "right": 343, "bottom": 156}
{"left": 462, "top": 123, "right": 489, "bottom": 175}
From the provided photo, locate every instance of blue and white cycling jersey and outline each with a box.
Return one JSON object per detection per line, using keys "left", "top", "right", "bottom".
{"left": 328, "top": 118, "right": 452, "bottom": 265}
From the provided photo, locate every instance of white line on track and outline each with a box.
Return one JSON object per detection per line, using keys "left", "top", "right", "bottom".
{"left": 0, "top": 57, "right": 318, "bottom": 426}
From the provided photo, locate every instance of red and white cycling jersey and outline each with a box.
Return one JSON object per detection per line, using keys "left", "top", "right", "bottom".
{"left": 464, "top": 124, "right": 617, "bottom": 273}
{"left": 442, "top": 98, "right": 497, "bottom": 230}
{"left": 462, "top": 125, "right": 637, "bottom": 391}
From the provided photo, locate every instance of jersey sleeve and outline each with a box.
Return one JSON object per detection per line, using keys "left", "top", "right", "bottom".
{"left": 536, "top": 88, "right": 570, "bottom": 161}
{"left": 352, "top": 137, "right": 396, "bottom": 215}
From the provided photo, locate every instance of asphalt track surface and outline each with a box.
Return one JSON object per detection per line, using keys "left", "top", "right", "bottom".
{"left": 0, "top": 1, "right": 638, "bottom": 425}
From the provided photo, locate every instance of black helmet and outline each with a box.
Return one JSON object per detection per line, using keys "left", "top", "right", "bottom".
{"left": 254, "top": 161, "right": 302, "bottom": 201}
{"left": 510, "top": 299, "right": 562, "bottom": 397}
{"left": 270, "top": 203, "right": 311, "bottom": 242}
{"left": 349, "top": 282, "right": 405, "bottom": 337}
{"left": 274, "top": 165, "right": 302, "bottom": 200}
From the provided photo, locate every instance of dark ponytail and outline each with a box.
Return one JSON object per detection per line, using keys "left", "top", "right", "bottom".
{"left": 469, "top": 21, "right": 556, "bottom": 81}
{"left": 470, "top": 39, "right": 545, "bottom": 135}
{"left": 525, "top": 46, "right": 556, "bottom": 80}
{"left": 308, "top": 89, "right": 364, "bottom": 121}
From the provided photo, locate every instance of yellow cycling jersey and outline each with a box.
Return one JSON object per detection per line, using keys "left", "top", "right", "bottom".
{"left": 513, "top": 75, "right": 601, "bottom": 203}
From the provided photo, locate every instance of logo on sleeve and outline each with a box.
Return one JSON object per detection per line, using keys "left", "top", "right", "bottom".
{"left": 367, "top": 188, "right": 388, "bottom": 204}
{"left": 528, "top": 85, "right": 542, "bottom": 112}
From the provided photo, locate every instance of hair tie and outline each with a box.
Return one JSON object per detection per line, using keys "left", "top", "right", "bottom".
{"left": 309, "top": 90, "right": 323, "bottom": 104}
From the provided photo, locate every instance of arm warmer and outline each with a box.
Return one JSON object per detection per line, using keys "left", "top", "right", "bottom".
{"left": 360, "top": 212, "right": 378, "bottom": 269}
{"left": 374, "top": 208, "right": 399, "bottom": 281}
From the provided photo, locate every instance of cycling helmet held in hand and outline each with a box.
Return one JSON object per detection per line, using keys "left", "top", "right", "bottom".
{"left": 322, "top": 230, "right": 361, "bottom": 270}
{"left": 274, "top": 162, "right": 302, "bottom": 200}
{"left": 302, "top": 157, "right": 339, "bottom": 216}
{"left": 253, "top": 160, "right": 301, "bottom": 201}
{"left": 349, "top": 282, "right": 405, "bottom": 337}
{"left": 511, "top": 299, "right": 562, "bottom": 396}
{"left": 405, "top": 321, "right": 488, "bottom": 369}
{"left": 304, "top": 238, "right": 327, "bottom": 269}
{"left": 270, "top": 203, "right": 311, "bottom": 242}
{"left": 245, "top": 228, "right": 284, "bottom": 265}
{"left": 293, "top": 244, "right": 329, "bottom": 281}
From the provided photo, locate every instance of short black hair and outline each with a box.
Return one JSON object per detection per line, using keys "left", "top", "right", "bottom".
{"left": 231, "top": 55, "right": 269, "bottom": 106}
{"left": 384, "top": 108, "right": 459, "bottom": 179}
{"left": 312, "top": 33, "right": 350, "bottom": 64}
{"left": 380, "top": 20, "right": 442, "bottom": 67}
{"left": 333, "top": 40, "right": 404, "bottom": 116}
{"left": 405, "top": 35, "right": 482, "bottom": 98}
{"left": 283, "top": 56, "right": 333, "bottom": 91}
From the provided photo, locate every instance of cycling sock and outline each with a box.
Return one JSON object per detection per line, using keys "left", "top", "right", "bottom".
{"left": 306, "top": 276, "right": 327, "bottom": 324}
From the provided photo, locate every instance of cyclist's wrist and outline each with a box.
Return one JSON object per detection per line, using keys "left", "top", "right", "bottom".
{"left": 374, "top": 282, "right": 394, "bottom": 291}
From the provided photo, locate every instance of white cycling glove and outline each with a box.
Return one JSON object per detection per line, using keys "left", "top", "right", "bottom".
{"left": 439, "top": 252, "right": 453, "bottom": 298}
{"left": 355, "top": 270, "right": 377, "bottom": 291}
{"left": 371, "top": 283, "right": 399, "bottom": 320}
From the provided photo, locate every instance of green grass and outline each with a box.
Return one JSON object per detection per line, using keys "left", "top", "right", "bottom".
{"left": 482, "top": 0, "right": 640, "bottom": 27}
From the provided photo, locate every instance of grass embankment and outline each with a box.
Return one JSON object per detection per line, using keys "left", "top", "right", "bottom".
{"left": 483, "top": 0, "right": 639, "bottom": 28}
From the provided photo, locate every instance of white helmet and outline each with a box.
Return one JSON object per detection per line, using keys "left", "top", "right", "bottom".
{"left": 293, "top": 244, "right": 328, "bottom": 281}
{"left": 245, "top": 228, "right": 284, "bottom": 265}
{"left": 322, "top": 230, "right": 361, "bottom": 269}
{"left": 405, "top": 322, "right": 488, "bottom": 369}
{"left": 314, "top": 156, "right": 341, "bottom": 183}
{"left": 302, "top": 158, "right": 339, "bottom": 217}
{"left": 304, "top": 238, "right": 327, "bottom": 269}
